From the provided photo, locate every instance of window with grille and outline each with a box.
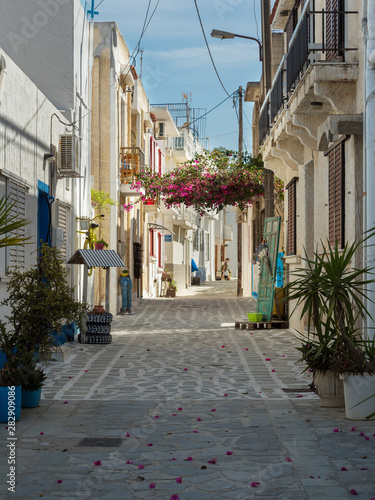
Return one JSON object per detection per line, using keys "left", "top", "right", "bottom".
{"left": 7, "top": 180, "right": 27, "bottom": 270}
{"left": 326, "top": 0, "right": 344, "bottom": 61}
{"left": 205, "top": 232, "right": 210, "bottom": 261}
{"left": 149, "top": 228, "right": 155, "bottom": 256}
{"left": 286, "top": 178, "right": 297, "bottom": 256}
{"left": 327, "top": 141, "right": 345, "bottom": 248}
{"left": 58, "top": 202, "right": 70, "bottom": 261}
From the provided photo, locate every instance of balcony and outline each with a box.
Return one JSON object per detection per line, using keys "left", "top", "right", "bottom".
{"left": 173, "top": 204, "right": 197, "bottom": 229}
{"left": 143, "top": 192, "right": 161, "bottom": 213}
{"left": 166, "top": 129, "right": 204, "bottom": 162}
{"left": 259, "top": 4, "right": 359, "bottom": 147}
{"left": 119, "top": 147, "right": 145, "bottom": 196}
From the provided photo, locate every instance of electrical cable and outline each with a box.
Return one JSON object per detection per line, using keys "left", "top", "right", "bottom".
{"left": 253, "top": 0, "right": 260, "bottom": 42}
{"left": 193, "top": 0, "right": 232, "bottom": 98}
{"left": 94, "top": 0, "right": 104, "bottom": 9}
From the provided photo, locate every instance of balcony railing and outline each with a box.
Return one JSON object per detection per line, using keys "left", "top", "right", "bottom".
{"left": 259, "top": 4, "right": 358, "bottom": 145}
{"left": 120, "top": 147, "right": 145, "bottom": 184}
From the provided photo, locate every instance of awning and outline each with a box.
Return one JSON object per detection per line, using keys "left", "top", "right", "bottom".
{"left": 67, "top": 249, "right": 125, "bottom": 269}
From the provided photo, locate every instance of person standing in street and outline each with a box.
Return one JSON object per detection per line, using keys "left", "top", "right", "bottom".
{"left": 119, "top": 269, "right": 135, "bottom": 315}
{"left": 221, "top": 258, "right": 231, "bottom": 280}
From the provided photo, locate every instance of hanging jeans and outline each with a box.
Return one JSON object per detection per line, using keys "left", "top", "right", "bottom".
{"left": 119, "top": 276, "right": 132, "bottom": 312}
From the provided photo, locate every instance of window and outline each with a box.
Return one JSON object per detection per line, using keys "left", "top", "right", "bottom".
{"left": 7, "top": 180, "right": 27, "bottom": 270}
{"left": 193, "top": 230, "right": 199, "bottom": 251}
{"left": 286, "top": 178, "right": 297, "bottom": 256}
{"left": 326, "top": 0, "right": 344, "bottom": 62}
{"left": 58, "top": 202, "right": 70, "bottom": 261}
{"left": 149, "top": 228, "right": 155, "bottom": 257}
{"left": 158, "top": 233, "right": 162, "bottom": 268}
{"left": 328, "top": 141, "right": 345, "bottom": 248}
{"left": 205, "top": 232, "right": 210, "bottom": 261}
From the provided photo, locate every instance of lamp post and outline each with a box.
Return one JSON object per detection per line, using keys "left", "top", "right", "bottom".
{"left": 210, "top": 29, "right": 263, "bottom": 61}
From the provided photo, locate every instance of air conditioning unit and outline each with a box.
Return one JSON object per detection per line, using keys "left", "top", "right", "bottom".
{"left": 59, "top": 134, "right": 80, "bottom": 176}
{"left": 158, "top": 122, "right": 166, "bottom": 138}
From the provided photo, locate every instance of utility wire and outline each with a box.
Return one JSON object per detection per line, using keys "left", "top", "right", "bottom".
{"left": 253, "top": 0, "right": 260, "bottom": 42}
{"left": 193, "top": 0, "right": 232, "bottom": 98}
{"left": 94, "top": 0, "right": 104, "bottom": 9}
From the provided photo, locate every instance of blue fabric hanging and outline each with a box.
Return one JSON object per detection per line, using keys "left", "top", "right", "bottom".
{"left": 191, "top": 259, "right": 198, "bottom": 272}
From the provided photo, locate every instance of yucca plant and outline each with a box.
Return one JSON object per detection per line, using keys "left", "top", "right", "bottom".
{"left": 283, "top": 232, "right": 375, "bottom": 374}
{"left": 0, "top": 195, "right": 31, "bottom": 248}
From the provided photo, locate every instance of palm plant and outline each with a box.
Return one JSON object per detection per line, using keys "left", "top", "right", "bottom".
{"left": 0, "top": 195, "right": 31, "bottom": 248}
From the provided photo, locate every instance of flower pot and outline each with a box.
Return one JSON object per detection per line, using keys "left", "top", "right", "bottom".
{"left": 0, "top": 386, "right": 21, "bottom": 423}
{"left": 314, "top": 370, "right": 345, "bottom": 408}
{"left": 21, "top": 388, "right": 42, "bottom": 408}
{"left": 94, "top": 243, "right": 105, "bottom": 250}
{"left": 341, "top": 373, "right": 375, "bottom": 420}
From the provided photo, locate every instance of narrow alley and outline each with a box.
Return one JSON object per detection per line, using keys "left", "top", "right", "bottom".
{"left": 1, "top": 281, "right": 374, "bottom": 500}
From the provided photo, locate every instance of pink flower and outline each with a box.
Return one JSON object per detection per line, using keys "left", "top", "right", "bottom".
{"left": 56, "top": 480, "right": 63, "bottom": 483}
{"left": 208, "top": 458, "right": 217, "bottom": 464}
{"left": 176, "top": 477, "right": 182, "bottom": 483}
{"left": 138, "top": 464, "right": 144, "bottom": 469}
{"left": 170, "top": 495, "right": 180, "bottom": 500}
{"left": 84, "top": 370, "right": 88, "bottom": 372}
{"left": 170, "top": 457, "right": 177, "bottom": 461}
{"left": 250, "top": 481, "right": 260, "bottom": 487}
{"left": 185, "top": 457, "right": 193, "bottom": 461}
{"left": 149, "top": 483, "right": 156, "bottom": 489}
{"left": 351, "top": 427, "right": 356, "bottom": 431}
{"left": 184, "top": 368, "right": 188, "bottom": 371}
{"left": 360, "top": 467, "right": 368, "bottom": 470}
{"left": 197, "top": 417, "right": 202, "bottom": 421}
{"left": 296, "top": 395, "right": 303, "bottom": 398}
{"left": 177, "top": 407, "right": 183, "bottom": 411}
{"left": 172, "top": 413, "right": 177, "bottom": 416}
{"left": 224, "top": 393, "right": 228, "bottom": 396}
{"left": 286, "top": 457, "right": 293, "bottom": 462}
{"left": 93, "top": 460, "right": 102, "bottom": 466}
{"left": 211, "top": 409, "right": 216, "bottom": 412}
{"left": 333, "top": 428, "right": 340, "bottom": 433}
{"left": 341, "top": 467, "right": 348, "bottom": 471}
{"left": 272, "top": 369, "right": 276, "bottom": 372}
{"left": 365, "top": 436, "right": 370, "bottom": 440}
{"left": 193, "top": 430, "right": 199, "bottom": 433}
{"left": 126, "top": 460, "right": 133, "bottom": 464}
{"left": 148, "top": 443, "right": 153, "bottom": 446}
{"left": 63, "top": 401, "right": 68, "bottom": 404}
{"left": 40, "top": 432, "right": 44, "bottom": 435}
{"left": 221, "top": 345, "right": 226, "bottom": 348}
{"left": 350, "top": 489, "right": 358, "bottom": 495}
{"left": 359, "top": 432, "right": 365, "bottom": 436}
{"left": 265, "top": 358, "right": 271, "bottom": 361}
{"left": 245, "top": 348, "right": 248, "bottom": 350}
{"left": 226, "top": 451, "right": 233, "bottom": 455}
{"left": 154, "top": 415, "right": 159, "bottom": 419}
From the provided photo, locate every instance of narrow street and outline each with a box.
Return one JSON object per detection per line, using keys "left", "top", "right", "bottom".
{"left": 1, "top": 281, "right": 374, "bottom": 499}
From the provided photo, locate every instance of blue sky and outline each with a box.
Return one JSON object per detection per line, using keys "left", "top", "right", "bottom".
{"left": 93, "top": 0, "right": 262, "bottom": 152}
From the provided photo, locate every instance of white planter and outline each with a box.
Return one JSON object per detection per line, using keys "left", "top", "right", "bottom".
{"left": 341, "top": 373, "right": 375, "bottom": 420}
{"left": 314, "top": 370, "right": 345, "bottom": 407}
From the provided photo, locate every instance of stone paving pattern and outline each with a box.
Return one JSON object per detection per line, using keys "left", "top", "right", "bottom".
{"left": 0, "top": 280, "right": 374, "bottom": 499}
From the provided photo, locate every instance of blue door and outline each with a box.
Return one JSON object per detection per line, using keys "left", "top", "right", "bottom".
{"left": 37, "top": 180, "right": 51, "bottom": 247}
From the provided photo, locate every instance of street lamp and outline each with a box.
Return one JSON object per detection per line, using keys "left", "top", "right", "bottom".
{"left": 210, "top": 29, "right": 263, "bottom": 61}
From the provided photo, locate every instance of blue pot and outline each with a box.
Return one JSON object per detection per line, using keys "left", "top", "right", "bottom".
{"left": 21, "top": 388, "right": 42, "bottom": 408}
{"left": 0, "top": 386, "right": 21, "bottom": 423}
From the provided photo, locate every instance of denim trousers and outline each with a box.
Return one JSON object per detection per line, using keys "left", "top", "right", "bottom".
{"left": 120, "top": 276, "right": 132, "bottom": 311}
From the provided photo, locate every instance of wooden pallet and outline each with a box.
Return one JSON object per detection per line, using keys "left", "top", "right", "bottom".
{"left": 234, "top": 320, "right": 289, "bottom": 330}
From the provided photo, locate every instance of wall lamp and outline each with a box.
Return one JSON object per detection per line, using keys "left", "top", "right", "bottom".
{"left": 210, "top": 29, "right": 263, "bottom": 61}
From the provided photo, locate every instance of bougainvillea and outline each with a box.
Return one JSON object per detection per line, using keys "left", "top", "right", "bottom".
{"left": 124, "top": 149, "right": 283, "bottom": 214}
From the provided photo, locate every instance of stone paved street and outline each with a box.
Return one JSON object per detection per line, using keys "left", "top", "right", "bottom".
{"left": 1, "top": 280, "right": 374, "bottom": 499}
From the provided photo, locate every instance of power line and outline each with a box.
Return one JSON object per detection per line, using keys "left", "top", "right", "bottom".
{"left": 193, "top": 0, "right": 231, "bottom": 98}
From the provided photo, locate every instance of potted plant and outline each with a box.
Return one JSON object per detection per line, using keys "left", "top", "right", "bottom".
{"left": 94, "top": 239, "right": 108, "bottom": 250}
{"left": 17, "top": 365, "right": 47, "bottom": 408}
{"left": 283, "top": 235, "right": 375, "bottom": 409}
{"left": 0, "top": 244, "right": 88, "bottom": 412}
{"left": 0, "top": 326, "right": 22, "bottom": 423}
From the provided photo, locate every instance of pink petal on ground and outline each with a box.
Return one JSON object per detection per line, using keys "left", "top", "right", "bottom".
{"left": 170, "top": 496, "right": 180, "bottom": 500}
{"left": 170, "top": 457, "right": 177, "bottom": 461}
{"left": 282, "top": 354, "right": 286, "bottom": 357}
{"left": 154, "top": 415, "right": 159, "bottom": 419}
{"left": 250, "top": 332, "right": 253, "bottom": 335}
{"left": 40, "top": 432, "right": 44, "bottom": 435}
{"left": 193, "top": 430, "right": 199, "bottom": 433}
{"left": 208, "top": 458, "right": 217, "bottom": 464}
{"left": 360, "top": 467, "right": 368, "bottom": 470}
{"left": 224, "top": 393, "right": 228, "bottom": 396}
{"left": 177, "top": 407, "right": 183, "bottom": 411}
{"left": 250, "top": 482, "right": 260, "bottom": 488}
{"left": 365, "top": 436, "right": 370, "bottom": 440}
{"left": 350, "top": 489, "right": 358, "bottom": 495}
{"left": 310, "top": 476, "right": 314, "bottom": 479}
{"left": 172, "top": 413, "right": 177, "bottom": 416}
{"left": 333, "top": 428, "right": 340, "bottom": 432}
{"left": 85, "top": 370, "right": 88, "bottom": 372}
{"left": 149, "top": 483, "right": 156, "bottom": 489}
{"left": 341, "top": 467, "right": 348, "bottom": 471}
{"left": 286, "top": 457, "right": 293, "bottom": 462}
{"left": 56, "top": 480, "right": 63, "bottom": 484}
{"left": 184, "top": 368, "right": 188, "bottom": 371}
{"left": 296, "top": 395, "right": 303, "bottom": 398}
{"left": 63, "top": 401, "right": 68, "bottom": 404}
{"left": 148, "top": 443, "right": 153, "bottom": 446}
{"left": 126, "top": 460, "right": 134, "bottom": 464}
{"left": 272, "top": 369, "right": 276, "bottom": 372}
{"left": 245, "top": 348, "right": 248, "bottom": 350}
{"left": 176, "top": 477, "right": 182, "bottom": 483}
{"left": 185, "top": 457, "right": 193, "bottom": 461}
{"left": 211, "top": 409, "right": 216, "bottom": 412}
{"left": 138, "top": 464, "right": 144, "bottom": 469}
{"left": 259, "top": 391, "right": 262, "bottom": 393}
{"left": 265, "top": 358, "right": 271, "bottom": 361}
{"left": 351, "top": 427, "right": 356, "bottom": 431}
{"left": 221, "top": 345, "right": 225, "bottom": 348}
{"left": 359, "top": 432, "right": 365, "bottom": 436}
{"left": 93, "top": 460, "right": 102, "bottom": 466}
{"left": 68, "top": 376, "right": 73, "bottom": 379}
{"left": 226, "top": 451, "right": 233, "bottom": 455}
{"left": 197, "top": 418, "right": 202, "bottom": 421}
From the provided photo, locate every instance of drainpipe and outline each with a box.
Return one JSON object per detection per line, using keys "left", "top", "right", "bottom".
{"left": 364, "top": 0, "right": 375, "bottom": 340}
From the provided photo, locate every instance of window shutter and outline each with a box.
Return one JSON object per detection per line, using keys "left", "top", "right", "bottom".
{"left": 7, "top": 180, "right": 27, "bottom": 270}
{"left": 328, "top": 142, "right": 345, "bottom": 247}
{"left": 286, "top": 178, "right": 297, "bottom": 256}
{"left": 326, "top": 0, "right": 344, "bottom": 61}
{"left": 58, "top": 202, "right": 69, "bottom": 260}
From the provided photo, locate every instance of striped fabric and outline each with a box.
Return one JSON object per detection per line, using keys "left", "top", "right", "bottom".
{"left": 67, "top": 249, "right": 125, "bottom": 268}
